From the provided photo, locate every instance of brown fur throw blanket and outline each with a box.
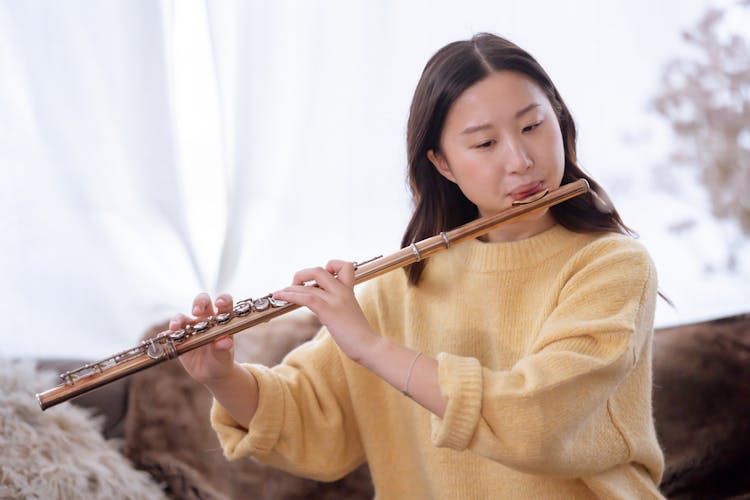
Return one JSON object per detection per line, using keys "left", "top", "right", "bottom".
{"left": 123, "top": 311, "right": 750, "bottom": 499}
{"left": 0, "top": 360, "right": 165, "bottom": 500}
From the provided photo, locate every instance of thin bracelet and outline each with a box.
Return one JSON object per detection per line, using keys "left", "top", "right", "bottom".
{"left": 401, "top": 351, "right": 422, "bottom": 397}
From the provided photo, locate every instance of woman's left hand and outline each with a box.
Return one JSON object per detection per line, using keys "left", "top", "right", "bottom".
{"left": 272, "top": 260, "right": 380, "bottom": 362}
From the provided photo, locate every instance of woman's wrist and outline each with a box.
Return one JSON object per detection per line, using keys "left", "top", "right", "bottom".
{"left": 355, "top": 334, "right": 392, "bottom": 370}
{"left": 200, "top": 361, "right": 243, "bottom": 390}
{"left": 203, "top": 362, "right": 260, "bottom": 427}
{"left": 355, "top": 336, "right": 446, "bottom": 417}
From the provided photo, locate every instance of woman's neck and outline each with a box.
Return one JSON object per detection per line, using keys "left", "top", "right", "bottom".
{"left": 479, "top": 210, "right": 557, "bottom": 243}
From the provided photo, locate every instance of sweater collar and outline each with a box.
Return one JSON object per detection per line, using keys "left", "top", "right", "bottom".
{"left": 449, "top": 224, "right": 586, "bottom": 271}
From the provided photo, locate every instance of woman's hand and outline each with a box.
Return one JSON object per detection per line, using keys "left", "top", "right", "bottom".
{"left": 171, "top": 292, "right": 236, "bottom": 384}
{"left": 273, "top": 260, "right": 380, "bottom": 362}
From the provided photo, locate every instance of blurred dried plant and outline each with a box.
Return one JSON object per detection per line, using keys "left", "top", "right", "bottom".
{"left": 652, "top": 1, "right": 750, "bottom": 242}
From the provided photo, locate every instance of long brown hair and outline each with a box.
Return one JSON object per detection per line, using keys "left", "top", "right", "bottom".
{"left": 401, "top": 33, "right": 633, "bottom": 286}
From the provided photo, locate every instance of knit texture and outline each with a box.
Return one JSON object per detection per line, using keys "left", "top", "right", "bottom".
{"left": 211, "top": 224, "right": 665, "bottom": 499}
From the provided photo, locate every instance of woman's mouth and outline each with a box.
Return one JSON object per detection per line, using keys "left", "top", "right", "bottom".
{"left": 510, "top": 181, "right": 544, "bottom": 201}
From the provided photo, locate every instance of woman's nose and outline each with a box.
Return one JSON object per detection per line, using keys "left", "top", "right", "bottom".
{"left": 500, "top": 139, "right": 532, "bottom": 174}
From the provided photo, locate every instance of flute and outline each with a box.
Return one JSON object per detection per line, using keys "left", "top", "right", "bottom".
{"left": 37, "top": 179, "right": 589, "bottom": 410}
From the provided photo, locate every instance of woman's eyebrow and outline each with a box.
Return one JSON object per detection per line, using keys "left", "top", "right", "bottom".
{"left": 461, "top": 103, "right": 542, "bottom": 135}
{"left": 515, "top": 102, "right": 540, "bottom": 118}
{"left": 461, "top": 123, "right": 493, "bottom": 135}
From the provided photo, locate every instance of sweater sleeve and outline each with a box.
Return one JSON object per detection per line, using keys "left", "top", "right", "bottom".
{"left": 210, "top": 327, "right": 366, "bottom": 481}
{"left": 430, "top": 237, "right": 658, "bottom": 478}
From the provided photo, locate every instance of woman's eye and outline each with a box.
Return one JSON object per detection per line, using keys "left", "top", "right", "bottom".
{"left": 475, "top": 140, "right": 494, "bottom": 149}
{"left": 522, "top": 121, "right": 543, "bottom": 133}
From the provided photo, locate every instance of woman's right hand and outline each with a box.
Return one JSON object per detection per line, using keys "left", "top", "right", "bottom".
{"left": 170, "top": 292, "right": 236, "bottom": 384}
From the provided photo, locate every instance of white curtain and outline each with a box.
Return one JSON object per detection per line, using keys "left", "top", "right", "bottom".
{"left": 0, "top": 1, "right": 202, "bottom": 357}
{"left": 1, "top": 0, "right": 746, "bottom": 359}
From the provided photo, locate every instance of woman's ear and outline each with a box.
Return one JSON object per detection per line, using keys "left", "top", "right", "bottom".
{"left": 427, "top": 149, "right": 457, "bottom": 183}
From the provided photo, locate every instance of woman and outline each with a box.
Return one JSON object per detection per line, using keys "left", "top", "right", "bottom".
{"left": 173, "top": 33, "right": 665, "bottom": 498}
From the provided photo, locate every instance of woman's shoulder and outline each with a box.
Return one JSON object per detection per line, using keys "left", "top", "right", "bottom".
{"left": 578, "top": 230, "right": 652, "bottom": 260}
{"left": 565, "top": 229, "right": 656, "bottom": 281}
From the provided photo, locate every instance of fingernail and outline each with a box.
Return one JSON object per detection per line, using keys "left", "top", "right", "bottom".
{"left": 192, "top": 306, "right": 202, "bottom": 315}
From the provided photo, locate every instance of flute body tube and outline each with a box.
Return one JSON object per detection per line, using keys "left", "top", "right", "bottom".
{"left": 36, "top": 179, "right": 589, "bottom": 410}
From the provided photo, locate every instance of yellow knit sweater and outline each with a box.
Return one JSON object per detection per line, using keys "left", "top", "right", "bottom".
{"left": 211, "top": 224, "right": 665, "bottom": 499}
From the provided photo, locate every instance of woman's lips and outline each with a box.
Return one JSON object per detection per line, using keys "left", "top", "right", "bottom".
{"left": 510, "top": 181, "right": 544, "bottom": 201}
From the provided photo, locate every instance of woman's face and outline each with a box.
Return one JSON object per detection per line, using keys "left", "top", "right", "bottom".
{"left": 428, "top": 70, "right": 565, "bottom": 241}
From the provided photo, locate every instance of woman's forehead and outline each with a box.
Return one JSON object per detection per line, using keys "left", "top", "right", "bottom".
{"left": 448, "top": 71, "right": 549, "bottom": 124}
{"left": 453, "top": 71, "right": 547, "bottom": 114}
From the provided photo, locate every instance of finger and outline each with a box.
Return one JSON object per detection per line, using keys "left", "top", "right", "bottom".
{"left": 292, "top": 267, "right": 337, "bottom": 289}
{"left": 192, "top": 292, "right": 214, "bottom": 317}
{"left": 213, "top": 336, "right": 233, "bottom": 351}
{"left": 326, "top": 260, "right": 355, "bottom": 287}
{"left": 273, "top": 286, "right": 326, "bottom": 308}
{"left": 211, "top": 337, "right": 235, "bottom": 366}
{"left": 215, "top": 293, "right": 234, "bottom": 314}
{"left": 169, "top": 313, "right": 192, "bottom": 331}
{"left": 291, "top": 267, "right": 313, "bottom": 285}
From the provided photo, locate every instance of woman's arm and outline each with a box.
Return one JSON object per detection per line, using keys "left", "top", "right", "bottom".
{"left": 203, "top": 362, "right": 259, "bottom": 428}
{"left": 273, "top": 260, "right": 447, "bottom": 418}
{"left": 171, "top": 293, "right": 260, "bottom": 427}
{"left": 428, "top": 240, "right": 660, "bottom": 478}
{"left": 175, "top": 290, "right": 368, "bottom": 480}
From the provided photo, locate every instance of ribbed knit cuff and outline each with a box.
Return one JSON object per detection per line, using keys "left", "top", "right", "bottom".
{"left": 430, "top": 352, "right": 483, "bottom": 450}
{"left": 210, "top": 363, "right": 285, "bottom": 459}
